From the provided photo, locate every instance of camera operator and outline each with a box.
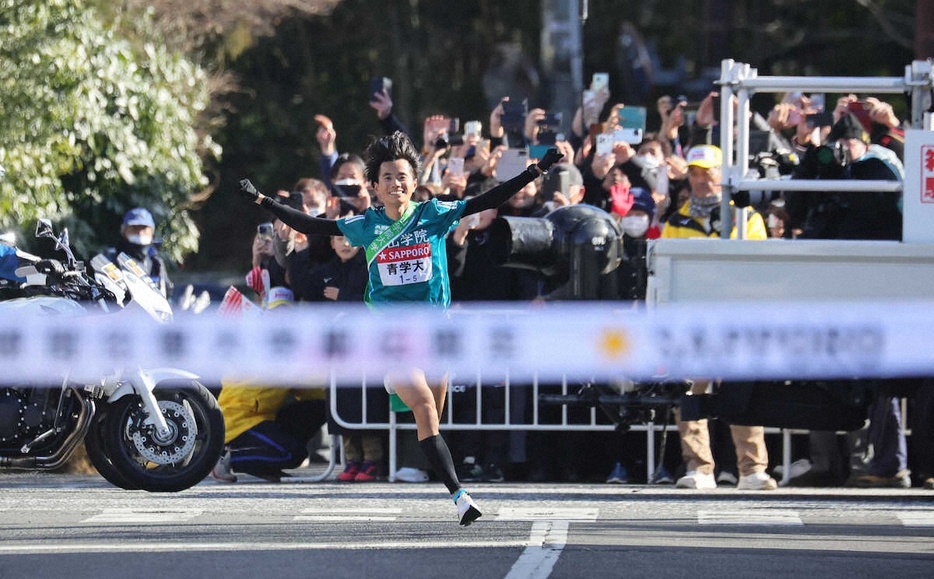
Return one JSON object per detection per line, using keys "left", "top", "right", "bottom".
{"left": 791, "top": 112, "right": 903, "bottom": 241}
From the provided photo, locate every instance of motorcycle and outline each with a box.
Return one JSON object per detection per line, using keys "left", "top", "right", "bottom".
{"left": 0, "top": 219, "right": 225, "bottom": 492}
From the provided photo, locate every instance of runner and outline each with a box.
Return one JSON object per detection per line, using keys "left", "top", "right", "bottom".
{"left": 238, "top": 131, "right": 562, "bottom": 525}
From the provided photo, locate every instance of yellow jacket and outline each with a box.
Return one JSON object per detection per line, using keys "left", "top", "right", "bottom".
{"left": 218, "top": 380, "right": 325, "bottom": 443}
{"left": 661, "top": 200, "right": 767, "bottom": 240}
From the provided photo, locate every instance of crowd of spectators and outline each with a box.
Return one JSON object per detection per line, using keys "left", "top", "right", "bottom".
{"left": 215, "top": 76, "right": 934, "bottom": 491}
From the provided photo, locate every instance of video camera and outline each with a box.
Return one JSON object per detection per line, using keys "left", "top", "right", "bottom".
{"left": 488, "top": 204, "right": 622, "bottom": 299}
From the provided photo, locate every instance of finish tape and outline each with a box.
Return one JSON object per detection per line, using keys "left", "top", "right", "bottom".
{"left": 0, "top": 301, "right": 930, "bottom": 385}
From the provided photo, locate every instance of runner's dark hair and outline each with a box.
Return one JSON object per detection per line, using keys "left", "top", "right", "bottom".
{"left": 364, "top": 131, "right": 422, "bottom": 184}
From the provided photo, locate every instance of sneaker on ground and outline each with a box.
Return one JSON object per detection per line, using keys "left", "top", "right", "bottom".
{"left": 716, "top": 471, "right": 738, "bottom": 486}
{"left": 606, "top": 462, "right": 628, "bottom": 484}
{"left": 737, "top": 471, "right": 778, "bottom": 490}
{"left": 651, "top": 466, "right": 675, "bottom": 485}
{"left": 924, "top": 477, "right": 934, "bottom": 490}
{"left": 453, "top": 489, "right": 482, "bottom": 526}
{"left": 853, "top": 469, "right": 911, "bottom": 489}
{"left": 773, "top": 458, "right": 812, "bottom": 480}
{"left": 483, "top": 463, "right": 505, "bottom": 483}
{"left": 456, "top": 459, "right": 485, "bottom": 483}
{"left": 675, "top": 471, "right": 717, "bottom": 489}
{"left": 395, "top": 467, "right": 429, "bottom": 483}
{"left": 354, "top": 460, "right": 379, "bottom": 482}
{"left": 337, "top": 460, "right": 362, "bottom": 482}
{"left": 210, "top": 450, "right": 237, "bottom": 483}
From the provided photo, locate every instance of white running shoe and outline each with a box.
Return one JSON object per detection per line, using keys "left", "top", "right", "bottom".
{"left": 675, "top": 471, "right": 717, "bottom": 489}
{"left": 453, "top": 489, "right": 482, "bottom": 526}
{"left": 737, "top": 471, "right": 778, "bottom": 490}
{"left": 395, "top": 467, "right": 429, "bottom": 483}
{"left": 210, "top": 450, "right": 237, "bottom": 483}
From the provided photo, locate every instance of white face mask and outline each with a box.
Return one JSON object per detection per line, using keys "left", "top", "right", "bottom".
{"left": 127, "top": 233, "right": 153, "bottom": 246}
{"left": 620, "top": 214, "right": 650, "bottom": 238}
{"left": 636, "top": 154, "right": 661, "bottom": 170}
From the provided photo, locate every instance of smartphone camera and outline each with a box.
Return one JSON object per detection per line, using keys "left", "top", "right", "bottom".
{"left": 369, "top": 77, "right": 392, "bottom": 103}
{"left": 501, "top": 99, "right": 529, "bottom": 148}
{"left": 257, "top": 222, "right": 274, "bottom": 240}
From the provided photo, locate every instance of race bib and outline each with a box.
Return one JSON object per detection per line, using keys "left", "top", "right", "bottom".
{"left": 376, "top": 242, "right": 432, "bottom": 286}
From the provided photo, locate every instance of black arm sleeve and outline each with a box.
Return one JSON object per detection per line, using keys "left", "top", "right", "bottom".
{"left": 463, "top": 166, "right": 538, "bottom": 216}
{"left": 259, "top": 198, "right": 343, "bottom": 236}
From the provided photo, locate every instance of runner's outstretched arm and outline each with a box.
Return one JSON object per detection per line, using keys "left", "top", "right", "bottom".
{"left": 238, "top": 179, "right": 342, "bottom": 236}
{"left": 463, "top": 147, "right": 563, "bottom": 216}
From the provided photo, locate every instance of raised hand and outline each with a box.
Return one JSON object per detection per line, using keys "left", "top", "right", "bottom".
{"left": 238, "top": 179, "right": 261, "bottom": 203}
{"left": 536, "top": 147, "right": 564, "bottom": 173}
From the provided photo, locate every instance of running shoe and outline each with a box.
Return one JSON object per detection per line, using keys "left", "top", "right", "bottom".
{"left": 606, "top": 462, "right": 628, "bottom": 484}
{"left": 354, "top": 460, "right": 379, "bottom": 482}
{"left": 337, "top": 460, "right": 361, "bottom": 482}
{"left": 453, "top": 489, "right": 482, "bottom": 526}
{"left": 210, "top": 449, "right": 237, "bottom": 483}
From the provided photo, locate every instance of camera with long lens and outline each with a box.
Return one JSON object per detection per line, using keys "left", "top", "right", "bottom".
{"left": 733, "top": 148, "right": 799, "bottom": 209}
{"left": 488, "top": 204, "right": 622, "bottom": 300}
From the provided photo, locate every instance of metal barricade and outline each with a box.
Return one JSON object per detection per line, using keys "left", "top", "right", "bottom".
{"left": 327, "top": 373, "right": 796, "bottom": 483}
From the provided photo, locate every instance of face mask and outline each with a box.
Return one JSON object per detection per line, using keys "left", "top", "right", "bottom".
{"left": 620, "top": 214, "right": 650, "bottom": 238}
{"left": 636, "top": 154, "right": 661, "bottom": 170}
{"left": 127, "top": 233, "right": 152, "bottom": 246}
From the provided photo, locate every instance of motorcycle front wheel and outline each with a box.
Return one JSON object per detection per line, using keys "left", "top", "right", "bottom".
{"left": 100, "top": 381, "right": 225, "bottom": 492}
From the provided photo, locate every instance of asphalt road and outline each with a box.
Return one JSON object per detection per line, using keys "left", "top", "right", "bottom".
{"left": 0, "top": 471, "right": 932, "bottom": 579}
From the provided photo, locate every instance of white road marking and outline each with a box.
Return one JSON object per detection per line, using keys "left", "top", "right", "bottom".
{"left": 81, "top": 508, "right": 203, "bottom": 524}
{"left": 294, "top": 507, "right": 402, "bottom": 522}
{"left": 504, "top": 521, "right": 569, "bottom": 579}
{"left": 0, "top": 540, "right": 528, "bottom": 555}
{"left": 495, "top": 507, "right": 599, "bottom": 521}
{"left": 698, "top": 509, "right": 803, "bottom": 526}
{"left": 500, "top": 508, "right": 597, "bottom": 579}
{"left": 896, "top": 511, "right": 934, "bottom": 526}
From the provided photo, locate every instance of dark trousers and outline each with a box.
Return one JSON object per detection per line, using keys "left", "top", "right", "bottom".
{"left": 229, "top": 400, "right": 327, "bottom": 477}
{"left": 866, "top": 393, "right": 907, "bottom": 477}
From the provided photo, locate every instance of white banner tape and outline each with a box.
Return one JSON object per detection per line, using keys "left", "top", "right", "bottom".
{"left": 0, "top": 301, "right": 931, "bottom": 385}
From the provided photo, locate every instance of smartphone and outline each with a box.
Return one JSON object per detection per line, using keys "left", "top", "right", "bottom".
{"left": 595, "top": 133, "right": 613, "bottom": 156}
{"left": 591, "top": 72, "right": 609, "bottom": 92}
{"left": 528, "top": 144, "right": 554, "bottom": 161}
{"left": 369, "top": 77, "right": 392, "bottom": 102}
{"left": 847, "top": 101, "right": 874, "bottom": 132}
{"left": 497, "top": 148, "right": 530, "bottom": 182}
{"left": 447, "top": 117, "right": 460, "bottom": 134}
{"left": 711, "top": 94, "right": 721, "bottom": 123}
{"left": 617, "top": 107, "right": 646, "bottom": 130}
{"left": 806, "top": 111, "right": 834, "bottom": 128}
{"left": 464, "top": 120, "right": 482, "bottom": 136}
{"left": 613, "top": 128, "right": 643, "bottom": 145}
{"left": 539, "top": 112, "right": 563, "bottom": 127}
{"left": 501, "top": 99, "right": 528, "bottom": 126}
{"left": 257, "top": 222, "right": 274, "bottom": 240}
{"left": 447, "top": 157, "right": 465, "bottom": 178}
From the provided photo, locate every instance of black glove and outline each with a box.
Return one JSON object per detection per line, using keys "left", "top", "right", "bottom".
{"left": 536, "top": 147, "right": 564, "bottom": 173}
{"left": 238, "top": 178, "right": 261, "bottom": 203}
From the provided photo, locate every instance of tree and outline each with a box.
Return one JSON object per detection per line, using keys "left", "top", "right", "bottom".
{"left": 0, "top": 0, "right": 218, "bottom": 263}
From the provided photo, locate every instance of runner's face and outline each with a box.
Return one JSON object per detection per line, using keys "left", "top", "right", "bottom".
{"left": 376, "top": 159, "right": 416, "bottom": 208}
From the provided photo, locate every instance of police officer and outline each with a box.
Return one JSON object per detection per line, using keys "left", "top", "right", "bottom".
{"left": 106, "top": 208, "right": 172, "bottom": 298}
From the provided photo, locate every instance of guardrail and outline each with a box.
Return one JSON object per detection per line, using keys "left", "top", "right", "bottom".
{"left": 327, "top": 373, "right": 802, "bottom": 484}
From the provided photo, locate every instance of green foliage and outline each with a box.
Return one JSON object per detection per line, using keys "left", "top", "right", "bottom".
{"left": 0, "top": 0, "right": 219, "bottom": 263}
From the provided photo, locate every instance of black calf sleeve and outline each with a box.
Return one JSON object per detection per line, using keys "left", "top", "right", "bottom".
{"left": 419, "top": 434, "right": 461, "bottom": 494}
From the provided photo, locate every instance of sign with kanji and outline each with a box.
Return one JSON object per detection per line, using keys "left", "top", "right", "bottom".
{"left": 904, "top": 131, "right": 934, "bottom": 242}
{"left": 922, "top": 145, "right": 934, "bottom": 203}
